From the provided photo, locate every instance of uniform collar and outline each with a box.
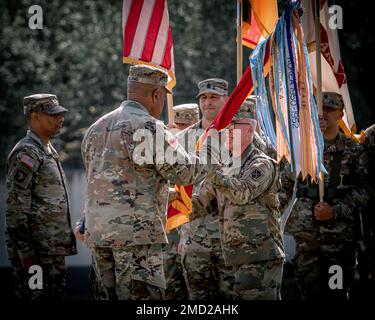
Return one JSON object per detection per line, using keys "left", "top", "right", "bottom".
{"left": 224, "top": 143, "right": 254, "bottom": 168}
{"left": 240, "top": 143, "right": 254, "bottom": 166}
{"left": 121, "top": 100, "right": 150, "bottom": 116}
{"left": 324, "top": 132, "right": 344, "bottom": 152}
{"left": 27, "top": 130, "right": 55, "bottom": 156}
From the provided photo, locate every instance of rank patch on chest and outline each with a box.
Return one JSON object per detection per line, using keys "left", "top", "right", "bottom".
{"left": 251, "top": 169, "right": 262, "bottom": 179}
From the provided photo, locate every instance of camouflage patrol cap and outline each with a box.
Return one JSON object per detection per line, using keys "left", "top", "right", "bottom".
{"left": 196, "top": 78, "right": 229, "bottom": 98}
{"left": 23, "top": 94, "right": 68, "bottom": 115}
{"left": 128, "top": 64, "right": 172, "bottom": 94}
{"left": 232, "top": 95, "right": 258, "bottom": 120}
{"left": 322, "top": 92, "right": 344, "bottom": 110}
{"left": 173, "top": 103, "right": 200, "bottom": 124}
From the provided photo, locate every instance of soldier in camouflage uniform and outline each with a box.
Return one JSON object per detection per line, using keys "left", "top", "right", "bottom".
{"left": 164, "top": 103, "right": 199, "bottom": 300}
{"left": 81, "top": 65, "right": 216, "bottom": 300}
{"left": 74, "top": 216, "right": 106, "bottom": 300}
{"left": 244, "top": 95, "right": 295, "bottom": 215}
{"left": 190, "top": 103, "right": 285, "bottom": 300}
{"left": 177, "top": 79, "right": 237, "bottom": 300}
{"left": 5, "top": 94, "right": 77, "bottom": 300}
{"left": 168, "top": 103, "right": 200, "bottom": 132}
{"left": 286, "top": 92, "right": 369, "bottom": 300}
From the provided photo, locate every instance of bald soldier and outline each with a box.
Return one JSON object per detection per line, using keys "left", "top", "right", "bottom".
{"left": 5, "top": 94, "right": 77, "bottom": 299}
{"left": 286, "top": 92, "right": 369, "bottom": 300}
{"left": 191, "top": 103, "right": 285, "bottom": 299}
{"left": 164, "top": 103, "right": 199, "bottom": 300}
{"left": 81, "top": 65, "right": 216, "bottom": 300}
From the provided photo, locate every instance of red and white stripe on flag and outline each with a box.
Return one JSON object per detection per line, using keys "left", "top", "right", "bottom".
{"left": 122, "top": 0, "right": 176, "bottom": 89}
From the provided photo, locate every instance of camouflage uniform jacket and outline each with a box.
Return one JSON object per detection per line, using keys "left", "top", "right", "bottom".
{"left": 82, "top": 100, "right": 211, "bottom": 248}
{"left": 177, "top": 121, "right": 220, "bottom": 242}
{"left": 5, "top": 130, "right": 77, "bottom": 260}
{"left": 287, "top": 132, "right": 369, "bottom": 242}
{"left": 253, "top": 132, "right": 295, "bottom": 214}
{"left": 191, "top": 145, "right": 285, "bottom": 266}
{"left": 253, "top": 132, "right": 276, "bottom": 158}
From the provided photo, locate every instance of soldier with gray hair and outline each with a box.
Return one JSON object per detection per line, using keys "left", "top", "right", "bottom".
{"left": 190, "top": 102, "right": 285, "bottom": 299}
{"left": 240, "top": 96, "right": 295, "bottom": 215}
{"left": 5, "top": 94, "right": 77, "bottom": 299}
{"left": 81, "top": 65, "right": 216, "bottom": 300}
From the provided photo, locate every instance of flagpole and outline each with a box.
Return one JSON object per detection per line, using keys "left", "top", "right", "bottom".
{"left": 315, "top": 0, "right": 324, "bottom": 202}
{"left": 237, "top": 0, "right": 243, "bottom": 84}
{"left": 167, "top": 94, "right": 174, "bottom": 125}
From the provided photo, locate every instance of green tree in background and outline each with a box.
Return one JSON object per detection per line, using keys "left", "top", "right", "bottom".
{"left": 0, "top": 0, "right": 127, "bottom": 168}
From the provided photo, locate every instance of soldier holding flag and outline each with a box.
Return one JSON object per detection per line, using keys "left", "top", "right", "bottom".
{"left": 286, "top": 92, "right": 369, "bottom": 300}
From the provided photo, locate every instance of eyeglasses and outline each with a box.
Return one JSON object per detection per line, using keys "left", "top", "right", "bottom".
{"left": 227, "top": 121, "right": 253, "bottom": 130}
{"left": 231, "top": 121, "right": 252, "bottom": 125}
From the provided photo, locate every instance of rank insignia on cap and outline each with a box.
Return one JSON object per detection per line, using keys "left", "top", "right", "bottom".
{"left": 251, "top": 169, "right": 263, "bottom": 179}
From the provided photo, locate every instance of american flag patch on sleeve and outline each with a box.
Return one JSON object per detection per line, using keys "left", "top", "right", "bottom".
{"left": 20, "top": 153, "right": 38, "bottom": 171}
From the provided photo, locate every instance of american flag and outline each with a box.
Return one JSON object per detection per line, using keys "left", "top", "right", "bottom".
{"left": 20, "top": 154, "right": 37, "bottom": 171}
{"left": 122, "top": 0, "right": 175, "bottom": 89}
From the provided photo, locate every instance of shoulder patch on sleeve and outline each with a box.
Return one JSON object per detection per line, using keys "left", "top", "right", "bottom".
{"left": 246, "top": 156, "right": 275, "bottom": 187}
{"left": 14, "top": 166, "right": 33, "bottom": 189}
{"left": 19, "top": 153, "right": 39, "bottom": 171}
{"left": 250, "top": 168, "right": 263, "bottom": 180}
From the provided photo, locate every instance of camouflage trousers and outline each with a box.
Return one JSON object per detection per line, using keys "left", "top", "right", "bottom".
{"left": 181, "top": 237, "right": 235, "bottom": 299}
{"left": 232, "top": 258, "right": 284, "bottom": 300}
{"left": 91, "top": 244, "right": 165, "bottom": 300}
{"left": 293, "top": 236, "right": 356, "bottom": 300}
{"left": 163, "top": 229, "right": 188, "bottom": 300}
{"left": 10, "top": 255, "right": 66, "bottom": 300}
{"left": 89, "top": 256, "right": 106, "bottom": 300}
